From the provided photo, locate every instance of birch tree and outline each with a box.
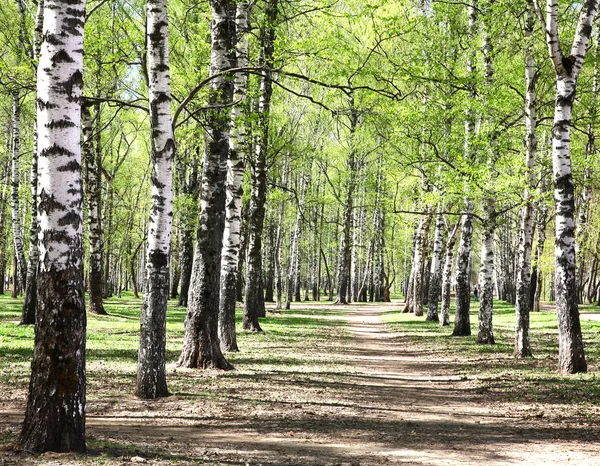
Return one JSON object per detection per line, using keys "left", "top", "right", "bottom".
{"left": 533, "top": 0, "right": 599, "bottom": 373}
{"left": 426, "top": 213, "right": 444, "bottom": 322}
{"left": 82, "top": 103, "right": 107, "bottom": 316}
{"left": 243, "top": 0, "right": 278, "bottom": 330}
{"left": 514, "top": 0, "right": 538, "bottom": 357}
{"left": 452, "top": 0, "right": 478, "bottom": 337}
{"left": 179, "top": 0, "right": 236, "bottom": 370}
{"left": 21, "top": 0, "right": 44, "bottom": 324}
{"left": 136, "top": 0, "right": 176, "bottom": 398}
{"left": 219, "top": 1, "right": 254, "bottom": 351}
{"left": 19, "top": 0, "right": 87, "bottom": 451}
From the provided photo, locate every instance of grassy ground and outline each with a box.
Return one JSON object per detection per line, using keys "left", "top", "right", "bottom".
{"left": 1, "top": 293, "right": 600, "bottom": 464}
{"left": 381, "top": 300, "right": 600, "bottom": 409}
{"left": 0, "top": 292, "right": 350, "bottom": 463}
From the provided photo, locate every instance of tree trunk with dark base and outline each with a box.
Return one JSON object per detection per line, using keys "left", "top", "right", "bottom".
{"left": 426, "top": 213, "right": 444, "bottom": 321}
{"left": 219, "top": 2, "right": 253, "bottom": 350}
{"left": 535, "top": 0, "right": 598, "bottom": 373}
{"left": 452, "top": 212, "right": 472, "bottom": 336}
{"left": 135, "top": 0, "right": 176, "bottom": 399}
{"left": 243, "top": 0, "right": 278, "bottom": 329}
{"left": 440, "top": 222, "right": 459, "bottom": 326}
{"left": 19, "top": 0, "right": 87, "bottom": 450}
{"left": 179, "top": 0, "right": 236, "bottom": 369}
{"left": 82, "top": 104, "right": 107, "bottom": 316}
{"left": 477, "top": 201, "right": 495, "bottom": 345}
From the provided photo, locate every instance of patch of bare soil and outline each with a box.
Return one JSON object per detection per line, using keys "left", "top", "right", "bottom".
{"left": 2, "top": 302, "right": 600, "bottom": 465}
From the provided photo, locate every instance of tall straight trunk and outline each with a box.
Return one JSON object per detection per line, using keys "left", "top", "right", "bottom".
{"left": 532, "top": 184, "right": 549, "bottom": 312}
{"left": 19, "top": 0, "right": 87, "bottom": 451}
{"left": 350, "top": 202, "right": 361, "bottom": 302}
{"left": 178, "top": 230, "right": 194, "bottom": 306}
{"left": 402, "top": 227, "right": 417, "bottom": 312}
{"left": 179, "top": 0, "right": 235, "bottom": 369}
{"left": 285, "top": 185, "right": 302, "bottom": 310}
{"left": 82, "top": 104, "right": 107, "bottom": 316}
{"left": 335, "top": 99, "right": 359, "bottom": 305}
{"left": 20, "top": 125, "right": 39, "bottom": 324}
{"left": 243, "top": 0, "right": 278, "bottom": 329}
{"left": 426, "top": 213, "right": 444, "bottom": 321}
{"left": 373, "top": 210, "right": 385, "bottom": 302}
{"left": 10, "top": 93, "right": 27, "bottom": 297}
{"left": 535, "top": 0, "right": 598, "bottom": 373}
{"left": 477, "top": 200, "right": 495, "bottom": 344}
{"left": 136, "top": 0, "right": 176, "bottom": 399}
{"left": 219, "top": 1, "right": 253, "bottom": 350}
{"left": 454, "top": 0, "right": 477, "bottom": 330}
{"left": 515, "top": 1, "right": 537, "bottom": 356}
{"left": 103, "top": 183, "right": 113, "bottom": 298}
{"left": 441, "top": 222, "right": 459, "bottom": 326}
{"left": 411, "top": 212, "right": 431, "bottom": 316}
{"left": 176, "top": 149, "right": 200, "bottom": 307}
{"left": 335, "top": 190, "right": 353, "bottom": 304}
{"left": 476, "top": 9, "right": 497, "bottom": 345}
{"left": 264, "top": 221, "right": 275, "bottom": 302}
{"left": 21, "top": 0, "right": 44, "bottom": 324}
{"left": 452, "top": 211, "right": 473, "bottom": 336}
{"left": 0, "top": 165, "right": 7, "bottom": 296}
{"left": 274, "top": 165, "right": 288, "bottom": 309}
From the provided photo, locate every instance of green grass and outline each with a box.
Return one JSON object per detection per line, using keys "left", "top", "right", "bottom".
{"left": 381, "top": 299, "right": 600, "bottom": 407}
{"left": 0, "top": 290, "right": 350, "bottom": 399}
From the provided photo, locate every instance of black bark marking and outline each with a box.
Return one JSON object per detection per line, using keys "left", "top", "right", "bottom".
{"left": 46, "top": 119, "right": 76, "bottom": 129}
{"left": 63, "top": 70, "right": 83, "bottom": 97}
{"left": 57, "top": 160, "right": 81, "bottom": 173}
{"left": 51, "top": 50, "right": 74, "bottom": 64}
{"left": 38, "top": 190, "right": 66, "bottom": 214}
{"left": 40, "top": 143, "right": 75, "bottom": 159}
{"left": 149, "top": 250, "right": 168, "bottom": 269}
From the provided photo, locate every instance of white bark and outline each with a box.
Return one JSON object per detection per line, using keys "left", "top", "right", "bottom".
{"left": 477, "top": 199, "right": 495, "bottom": 345}
{"left": 136, "top": 0, "right": 175, "bottom": 398}
{"left": 515, "top": 0, "right": 537, "bottom": 357}
{"left": 441, "top": 222, "right": 459, "bottom": 326}
{"left": 426, "top": 213, "right": 444, "bottom": 321}
{"left": 10, "top": 94, "right": 27, "bottom": 294}
{"left": 218, "top": 1, "right": 254, "bottom": 352}
{"left": 20, "top": 0, "right": 87, "bottom": 451}
{"left": 534, "top": 0, "right": 599, "bottom": 373}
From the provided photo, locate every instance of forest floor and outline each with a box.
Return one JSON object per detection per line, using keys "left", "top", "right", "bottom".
{"left": 1, "top": 297, "right": 600, "bottom": 465}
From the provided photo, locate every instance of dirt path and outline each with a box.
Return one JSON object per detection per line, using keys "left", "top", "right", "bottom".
{"left": 341, "top": 303, "right": 600, "bottom": 465}
{"left": 2, "top": 302, "right": 599, "bottom": 465}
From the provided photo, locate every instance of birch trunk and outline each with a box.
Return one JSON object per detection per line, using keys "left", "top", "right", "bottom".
{"left": 19, "top": 0, "right": 87, "bottom": 450}
{"left": 136, "top": 0, "right": 176, "bottom": 398}
{"left": 243, "top": 0, "right": 278, "bottom": 328}
{"left": 10, "top": 94, "right": 27, "bottom": 297}
{"left": 335, "top": 101, "right": 359, "bottom": 305}
{"left": 532, "top": 189, "right": 549, "bottom": 312}
{"left": 535, "top": 0, "right": 598, "bottom": 373}
{"left": 82, "top": 104, "right": 107, "bottom": 316}
{"left": 179, "top": 0, "right": 236, "bottom": 369}
{"left": 441, "top": 222, "right": 459, "bottom": 326}
{"left": 21, "top": 0, "right": 44, "bottom": 324}
{"left": 477, "top": 199, "right": 495, "bottom": 344}
{"left": 454, "top": 0, "right": 477, "bottom": 332}
{"left": 452, "top": 210, "right": 473, "bottom": 336}
{"left": 515, "top": 1, "right": 537, "bottom": 356}
{"left": 218, "top": 1, "right": 253, "bottom": 351}
{"left": 411, "top": 212, "right": 431, "bottom": 316}
{"left": 476, "top": 9, "right": 498, "bottom": 345}
{"left": 426, "top": 213, "right": 444, "bottom": 321}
